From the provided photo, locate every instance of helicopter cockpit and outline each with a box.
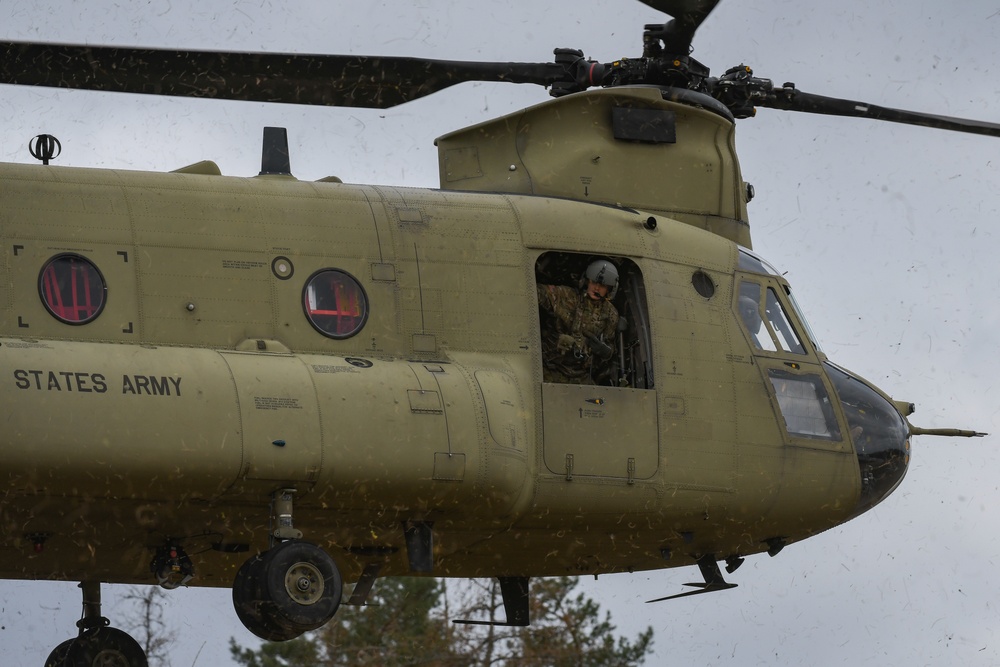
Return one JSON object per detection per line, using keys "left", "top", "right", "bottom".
{"left": 735, "top": 248, "right": 910, "bottom": 516}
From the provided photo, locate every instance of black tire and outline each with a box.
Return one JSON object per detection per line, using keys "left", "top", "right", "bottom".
{"left": 261, "top": 539, "right": 342, "bottom": 632}
{"left": 233, "top": 553, "right": 302, "bottom": 642}
{"left": 43, "top": 638, "right": 75, "bottom": 666}
{"left": 57, "top": 627, "right": 148, "bottom": 667}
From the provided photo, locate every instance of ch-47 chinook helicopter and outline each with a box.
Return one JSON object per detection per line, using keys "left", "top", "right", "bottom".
{"left": 0, "top": 0, "right": 994, "bottom": 664}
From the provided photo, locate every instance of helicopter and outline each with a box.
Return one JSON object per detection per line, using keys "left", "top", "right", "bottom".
{"left": 1, "top": 1, "right": 997, "bottom": 665}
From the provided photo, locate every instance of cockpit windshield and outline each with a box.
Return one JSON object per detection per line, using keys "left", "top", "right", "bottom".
{"left": 785, "top": 288, "right": 822, "bottom": 354}
{"left": 737, "top": 248, "right": 781, "bottom": 276}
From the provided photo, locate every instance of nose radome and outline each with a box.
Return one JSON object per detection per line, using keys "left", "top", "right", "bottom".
{"left": 824, "top": 363, "right": 910, "bottom": 520}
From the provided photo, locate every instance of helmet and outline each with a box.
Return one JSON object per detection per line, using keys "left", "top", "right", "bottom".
{"left": 739, "top": 295, "right": 762, "bottom": 333}
{"left": 583, "top": 259, "right": 619, "bottom": 299}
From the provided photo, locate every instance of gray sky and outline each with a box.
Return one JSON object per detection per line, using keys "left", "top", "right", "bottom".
{"left": 2, "top": 1, "right": 998, "bottom": 665}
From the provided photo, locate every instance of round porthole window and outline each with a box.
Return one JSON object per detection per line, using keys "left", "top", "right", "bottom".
{"left": 691, "top": 270, "right": 716, "bottom": 299}
{"left": 38, "top": 254, "right": 107, "bottom": 324}
{"left": 303, "top": 269, "right": 369, "bottom": 339}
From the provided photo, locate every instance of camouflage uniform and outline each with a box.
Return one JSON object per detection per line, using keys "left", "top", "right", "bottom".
{"left": 537, "top": 284, "right": 619, "bottom": 384}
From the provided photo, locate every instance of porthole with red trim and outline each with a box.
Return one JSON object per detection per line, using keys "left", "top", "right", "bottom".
{"left": 302, "top": 269, "right": 368, "bottom": 339}
{"left": 38, "top": 254, "right": 107, "bottom": 325}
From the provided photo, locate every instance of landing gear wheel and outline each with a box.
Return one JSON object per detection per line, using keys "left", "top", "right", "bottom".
{"left": 233, "top": 554, "right": 301, "bottom": 642}
{"left": 233, "top": 540, "right": 342, "bottom": 640}
{"left": 261, "top": 539, "right": 342, "bottom": 632}
{"left": 47, "top": 627, "right": 148, "bottom": 667}
{"left": 44, "top": 638, "right": 75, "bottom": 666}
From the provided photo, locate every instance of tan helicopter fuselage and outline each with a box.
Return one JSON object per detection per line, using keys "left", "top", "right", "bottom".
{"left": 0, "top": 168, "right": 858, "bottom": 586}
{"left": 0, "top": 88, "right": 902, "bottom": 589}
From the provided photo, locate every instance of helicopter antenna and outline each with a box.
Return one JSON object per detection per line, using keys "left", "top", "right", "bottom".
{"left": 259, "top": 127, "right": 292, "bottom": 176}
{"left": 28, "top": 133, "right": 61, "bottom": 165}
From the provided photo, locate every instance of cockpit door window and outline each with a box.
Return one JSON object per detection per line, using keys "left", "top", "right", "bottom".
{"left": 767, "top": 368, "right": 842, "bottom": 441}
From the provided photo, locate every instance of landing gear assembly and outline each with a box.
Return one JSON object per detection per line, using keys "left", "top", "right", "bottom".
{"left": 45, "top": 581, "right": 148, "bottom": 667}
{"left": 43, "top": 489, "right": 343, "bottom": 663}
{"left": 231, "top": 489, "right": 344, "bottom": 641}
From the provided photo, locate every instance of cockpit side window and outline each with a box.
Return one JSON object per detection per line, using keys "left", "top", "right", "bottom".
{"left": 737, "top": 279, "right": 805, "bottom": 355}
{"left": 738, "top": 281, "right": 776, "bottom": 352}
{"left": 765, "top": 287, "right": 805, "bottom": 354}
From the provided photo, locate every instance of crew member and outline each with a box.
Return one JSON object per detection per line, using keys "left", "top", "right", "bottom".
{"left": 537, "top": 259, "right": 620, "bottom": 384}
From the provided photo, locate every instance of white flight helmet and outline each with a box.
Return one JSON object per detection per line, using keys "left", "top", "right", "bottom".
{"left": 582, "top": 259, "right": 619, "bottom": 299}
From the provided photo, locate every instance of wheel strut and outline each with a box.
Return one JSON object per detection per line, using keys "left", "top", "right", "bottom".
{"left": 78, "top": 581, "right": 110, "bottom": 632}
{"left": 270, "top": 488, "right": 303, "bottom": 546}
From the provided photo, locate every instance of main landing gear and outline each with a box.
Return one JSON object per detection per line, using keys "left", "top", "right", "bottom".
{"left": 232, "top": 489, "right": 343, "bottom": 641}
{"left": 45, "top": 581, "right": 148, "bottom": 667}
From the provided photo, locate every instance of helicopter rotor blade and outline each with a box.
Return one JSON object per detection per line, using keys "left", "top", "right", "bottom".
{"left": 637, "top": 0, "right": 721, "bottom": 25}
{"left": 637, "top": 0, "right": 721, "bottom": 53}
{"left": 0, "top": 41, "right": 567, "bottom": 109}
{"left": 761, "top": 87, "right": 1000, "bottom": 138}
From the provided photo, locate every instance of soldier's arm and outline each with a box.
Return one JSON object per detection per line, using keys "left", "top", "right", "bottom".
{"left": 604, "top": 306, "right": 619, "bottom": 342}
{"left": 537, "top": 284, "right": 555, "bottom": 313}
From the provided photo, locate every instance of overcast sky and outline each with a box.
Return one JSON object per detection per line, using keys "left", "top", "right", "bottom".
{"left": 2, "top": 1, "right": 998, "bottom": 665}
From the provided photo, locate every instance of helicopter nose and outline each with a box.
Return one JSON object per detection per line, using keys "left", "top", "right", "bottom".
{"left": 824, "top": 363, "right": 911, "bottom": 519}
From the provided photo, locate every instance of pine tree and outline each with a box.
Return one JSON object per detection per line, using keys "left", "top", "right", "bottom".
{"left": 510, "top": 577, "right": 653, "bottom": 666}
{"left": 229, "top": 577, "right": 653, "bottom": 667}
